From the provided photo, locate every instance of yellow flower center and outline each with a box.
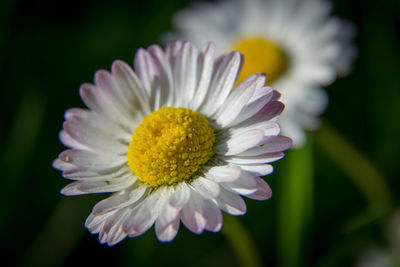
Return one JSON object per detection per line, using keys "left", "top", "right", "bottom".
{"left": 232, "top": 37, "right": 288, "bottom": 84}
{"left": 127, "top": 107, "right": 215, "bottom": 187}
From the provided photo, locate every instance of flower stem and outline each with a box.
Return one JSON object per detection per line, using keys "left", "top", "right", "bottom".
{"left": 222, "top": 215, "right": 263, "bottom": 267}
{"left": 0, "top": 91, "right": 46, "bottom": 232}
{"left": 19, "top": 197, "right": 97, "bottom": 267}
{"left": 277, "top": 136, "right": 313, "bottom": 267}
{"left": 314, "top": 123, "right": 392, "bottom": 211}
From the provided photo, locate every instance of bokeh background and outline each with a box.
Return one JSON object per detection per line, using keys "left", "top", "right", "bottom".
{"left": 1, "top": 0, "right": 399, "bottom": 266}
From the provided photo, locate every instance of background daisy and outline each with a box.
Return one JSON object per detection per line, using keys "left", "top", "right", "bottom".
{"left": 167, "top": 0, "right": 356, "bottom": 147}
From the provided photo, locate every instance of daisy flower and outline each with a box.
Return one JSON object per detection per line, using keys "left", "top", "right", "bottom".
{"left": 168, "top": 0, "right": 356, "bottom": 146}
{"left": 53, "top": 41, "right": 292, "bottom": 245}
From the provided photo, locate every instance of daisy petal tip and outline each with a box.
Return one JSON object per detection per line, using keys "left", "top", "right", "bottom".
{"left": 60, "top": 183, "right": 82, "bottom": 196}
{"left": 231, "top": 210, "right": 246, "bottom": 216}
{"left": 263, "top": 85, "right": 274, "bottom": 93}
{"left": 253, "top": 72, "right": 266, "bottom": 81}
{"left": 205, "top": 226, "right": 222, "bottom": 233}
{"left": 214, "top": 223, "right": 223, "bottom": 233}
{"left": 78, "top": 83, "right": 94, "bottom": 100}
{"left": 272, "top": 90, "right": 281, "bottom": 101}
{"left": 104, "top": 232, "right": 127, "bottom": 247}
{"left": 204, "top": 41, "right": 216, "bottom": 50}
{"left": 281, "top": 136, "right": 293, "bottom": 151}
{"left": 136, "top": 47, "right": 147, "bottom": 54}
{"left": 246, "top": 178, "right": 273, "bottom": 201}
{"left": 166, "top": 40, "right": 183, "bottom": 51}
{"left": 155, "top": 228, "right": 179, "bottom": 243}
{"left": 94, "top": 69, "right": 109, "bottom": 80}
{"left": 52, "top": 158, "right": 64, "bottom": 170}
{"left": 147, "top": 43, "right": 163, "bottom": 52}
{"left": 233, "top": 51, "right": 243, "bottom": 63}
{"left": 225, "top": 205, "right": 246, "bottom": 216}
{"left": 111, "top": 59, "right": 127, "bottom": 72}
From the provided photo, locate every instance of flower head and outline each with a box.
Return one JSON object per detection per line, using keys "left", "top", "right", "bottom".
{"left": 168, "top": 0, "right": 356, "bottom": 146}
{"left": 53, "top": 41, "right": 292, "bottom": 245}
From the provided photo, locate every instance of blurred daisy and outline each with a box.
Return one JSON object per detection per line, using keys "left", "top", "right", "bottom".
{"left": 168, "top": 0, "right": 356, "bottom": 146}
{"left": 53, "top": 41, "right": 292, "bottom": 245}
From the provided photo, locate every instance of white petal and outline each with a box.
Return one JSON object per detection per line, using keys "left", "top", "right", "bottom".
{"left": 204, "top": 200, "right": 223, "bottom": 232}
{"left": 52, "top": 158, "right": 75, "bottom": 172}
{"left": 79, "top": 83, "right": 132, "bottom": 128}
{"left": 199, "top": 51, "right": 242, "bottom": 116}
{"left": 134, "top": 48, "right": 157, "bottom": 94}
{"left": 107, "top": 226, "right": 128, "bottom": 246}
{"left": 203, "top": 165, "right": 241, "bottom": 183}
{"left": 270, "top": 90, "right": 281, "bottom": 102}
{"left": 224, "top": 152, "right": 285, "bottom": 165}
{"left": 155, "top": 187, "right": 180, "bottom": 226}
{"left": 246, "top": 178, "right": 273, "bottom": 201}
{"left": 248, "top": 85, "right": 273, "bottom": 103}
{"left": 144, "top": 45, "right": 176, "bottom": 109}
{"left": 169, "top": 182, "right": 191, "bottom": 208}
{"left": 191, "top": 177, "right": 220, "bottom": 199}
{"left": 220, "top": 171, "right": 258, "bottom": 195}
{"left": 189, "top": 42, "right": 215, "bottom": 110}
{"left": 155, "top": 215, "right": 180, "bottom": 242}
{"left": 181, "top": 189, "right": 207, "bottom": 234}
{"left": 111, "top": 60, "right": 151, "bottom": 115}
{"left": 240, "top": 164, "right": 274, "bottom": 176}
{"left": 123, "top": 188, "right": 166, "bottom": 235}
{"left": 220, "top": 80, "right": 274, "bottom": 128}
{"left": 241, "top": 101, "right": 285, "bottom": 127}
{"left": 94, "top": 70, "right": 138, "bottom": 126}
{"left": 59, "top": 130, "right": 87, "bottom": 150}
{"left": 60, "top": 172, "right": 134, "bottom": 195}
{"left": 216, "top": 129, "right": 265, "bottom": 156}
{"left": 147, "top": 45, "right": 174, "bottom": 106}
{"left": 228, "top": 87, "right": 274, "bottom": 127}
{"left": 100, "top": 208, "right": 130, "bottom": 246}
{"left": 64, "top": 108, "right": 131, "bottom": 140}
{"left": 223, "top": 121, "right": 280, "bottom": 138}
{"left": 85, "top": 212, "right": 115, "bottom": 233}
{"left": 238, "top": 136, "right": 292, "bottom": 156}
{"left": 92, "top": 185, "right": 147, "bottom": 215}
{"left": 214, "top": 74, "right": 261, "bottom": 127}
{"left": 58, "top": 149, "right": 126, "bottom": 171}
{"left": 214, "top": 187, "right": 246, "bottom": 215}
{"left": 62, "top": 165, "right": 131, "bottom": 181}
{"left": 171, "top": 42, "right": 198, "bottom": 107}
{"left": 63, "top": 120, "right": 127, "bottom": 155}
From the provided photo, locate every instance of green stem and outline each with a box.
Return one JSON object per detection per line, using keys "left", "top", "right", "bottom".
{"left": 314, "top": 123, "right": 394, "bottom": 265}
{"left": 277, "top": 135, "right": 313, "bottom": 267}
{"left": 19, "top": 197, "right": 97, "bottom": 267}
{"left": 314, "top": 123, "right": 392, "bottom": 210}
{"left": 0, "top": 91, "right": 46, "bottom": 232}
{"left": 222, "top": 215, "right": 263, "bottom": 267}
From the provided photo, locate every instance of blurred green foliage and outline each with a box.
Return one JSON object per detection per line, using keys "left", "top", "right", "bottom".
{"left": 0, "top": 0, "right": 399, "bottom": 266}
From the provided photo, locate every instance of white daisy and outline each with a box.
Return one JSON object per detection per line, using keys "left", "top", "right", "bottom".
{"left": 167, "top": 0, "right": 356, "bottom": 146}
{"left": 53, "top": 41, "right": 292, "bottom": 246}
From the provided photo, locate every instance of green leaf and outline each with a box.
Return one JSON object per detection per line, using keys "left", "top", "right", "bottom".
{"left": 222, "top": 214, "right": 263, "bottom": 267}
{"left": 277, "top": 135, "right": 313, "bottom": 267}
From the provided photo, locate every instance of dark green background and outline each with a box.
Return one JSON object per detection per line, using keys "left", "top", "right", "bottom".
{"left": 0, "top": 0, "right": 399, "bottom": 266}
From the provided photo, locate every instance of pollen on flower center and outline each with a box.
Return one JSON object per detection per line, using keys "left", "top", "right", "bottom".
{"left": 127, "top": 107, "right": 215, "bottom": 187}
{"left": 232, "top": 37, "right": 288, "bottom": 85}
